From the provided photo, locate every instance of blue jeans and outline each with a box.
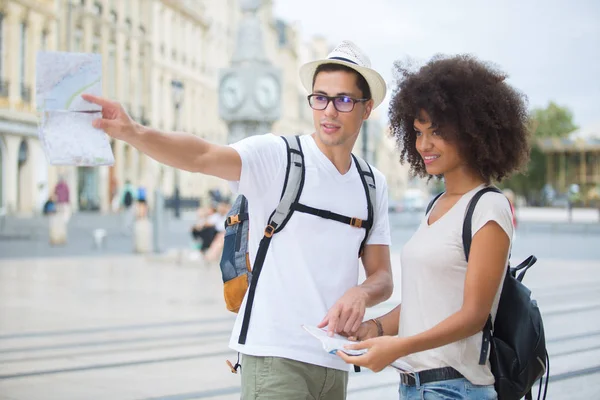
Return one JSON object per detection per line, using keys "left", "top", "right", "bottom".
{"left": 399, "top": 377, "right": 497, "bottom": 400}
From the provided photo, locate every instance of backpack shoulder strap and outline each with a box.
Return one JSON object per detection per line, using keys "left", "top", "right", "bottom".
{"left": 265, "top": 135, "right": 305, "bottom": 234}
{"left": 462, "top": 186, "right": 502, "bottom": 261}
{"left": 460, "top": 186, "right": 503, "bottom": 366}
{"left": 351, "top": 153, "right": 376, "bottom": 256}
{"left": 425, "top": 192, "right": 444, "bottom": 215}
{"left": 238, "top": 135, "right": 304, "bottom": 345}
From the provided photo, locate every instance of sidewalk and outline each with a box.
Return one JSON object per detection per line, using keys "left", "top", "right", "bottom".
{"left": 0, "top": 254, "right": 598, "bottom": 399}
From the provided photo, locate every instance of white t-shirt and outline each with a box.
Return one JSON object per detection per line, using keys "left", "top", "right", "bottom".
{"left": 228, "top": 133, "right": 391, "bottom": 371}
{"left": 399, "top": 184, "right": 513, "bottom": 385}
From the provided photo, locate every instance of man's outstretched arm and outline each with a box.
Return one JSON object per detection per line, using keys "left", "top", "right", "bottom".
{"left": 82, "top": 94, "right": 241, "bottom": 181}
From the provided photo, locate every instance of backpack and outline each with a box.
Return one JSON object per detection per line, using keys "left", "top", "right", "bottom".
{"left": 426, "top": 187, "right": 549, "bottom": 400}
{"left": 220, "top": 135, "right": 377, "bottom": 346}
{"left": 123, "top": 190, "right": 133, "bottom": 207}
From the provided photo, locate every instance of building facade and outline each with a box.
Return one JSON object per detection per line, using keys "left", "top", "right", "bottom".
{"left": 0, "top": 0, "right": 407, "bottom": 216}
{"left": 0, "top": 0, "right": 57, "bottom": 215}
{"left": 538, "top": 123, "right": 600, "bottom": 205}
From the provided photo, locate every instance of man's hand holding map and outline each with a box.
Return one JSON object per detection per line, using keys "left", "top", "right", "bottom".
{"left": 36, "top": 51, "right": 114, "bottom": 166}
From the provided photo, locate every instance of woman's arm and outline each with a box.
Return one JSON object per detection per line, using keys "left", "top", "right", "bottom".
{"left": 340, "top": 220, "right": 510, "bottom": 371}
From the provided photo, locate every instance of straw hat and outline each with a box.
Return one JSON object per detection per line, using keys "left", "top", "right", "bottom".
{"left": 299, "top": 40, "right": 387, "bottom": 109}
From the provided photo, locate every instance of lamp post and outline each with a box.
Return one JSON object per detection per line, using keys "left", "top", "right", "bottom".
{"left": 171, "top": 79, "right": 184, "bottom": 219}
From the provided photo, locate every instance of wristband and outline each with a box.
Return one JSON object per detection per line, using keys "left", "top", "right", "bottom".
{"left": 370, "top": 318, "right": 384, "bottom": 337}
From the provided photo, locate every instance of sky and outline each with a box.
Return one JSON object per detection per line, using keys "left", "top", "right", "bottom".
{"left": 273, "top": 0, "right": 600, "bottom": 128}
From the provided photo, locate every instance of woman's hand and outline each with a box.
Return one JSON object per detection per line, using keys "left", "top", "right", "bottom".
{"left": 346, "top": 319, "right": 379, "bottom": 341}
{"left": 337, "top": 336, "right": 410, "bottom": 373}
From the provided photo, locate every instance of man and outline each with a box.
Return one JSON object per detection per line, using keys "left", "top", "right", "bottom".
{"left": 83, "top": 40, "right": 393, "bottom": 399}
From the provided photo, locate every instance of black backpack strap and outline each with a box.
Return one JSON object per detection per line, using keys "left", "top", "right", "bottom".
{"left": 425, "top": 192, "right": 444, "bottom": 215}
{"left": 238, "top": 135, "right": 305, "bottom": 345}
{"left": 291, "top": 203, "right": 371, "bottom": 229}
{"left": 352, "top": 154, "right": 376, "bottom": 257}
{"left": 288, "top": 153, "right": 375, "bottom": 256}
{"left": 462, "top": 187, "right": 502, "bottom": 261}
{"left": 461, "top": 186, "right": 503, "bottom": 365}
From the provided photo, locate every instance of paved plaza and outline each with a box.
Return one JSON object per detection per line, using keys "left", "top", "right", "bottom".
{"left": 1, "top": 233, "right": 600, "bottom": 399}
{"left": 0, "top": 208, "right": 599, "bottom": 399}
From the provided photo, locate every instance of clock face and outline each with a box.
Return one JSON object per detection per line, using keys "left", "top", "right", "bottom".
{"left": 255, "top": 74, "right": 280, "bottom": 110}
{"left": 220, "top": 74, "right": 245, "bottom": 110}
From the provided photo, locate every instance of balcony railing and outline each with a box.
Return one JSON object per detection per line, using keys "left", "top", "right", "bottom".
{"left": 20, "top": 83, "right": 31, "bottom": 103}
{"left": 0, "top": 80, "right": 8, "bottom": 97}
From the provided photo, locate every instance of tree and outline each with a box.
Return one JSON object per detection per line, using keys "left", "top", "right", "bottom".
{"left": 529, "top": 101, "right": 577, "bottom": 138}
{"left": 501, "top": 102, "right": 577, "bottom": 204}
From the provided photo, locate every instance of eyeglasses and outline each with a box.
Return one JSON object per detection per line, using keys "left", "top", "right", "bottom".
{"left": 307, "top": 94, "right": 368, "bottom": 113}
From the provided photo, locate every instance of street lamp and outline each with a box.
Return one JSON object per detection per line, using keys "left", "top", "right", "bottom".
{"left": 171, "top": 79, "right": 184, "bottom": 218}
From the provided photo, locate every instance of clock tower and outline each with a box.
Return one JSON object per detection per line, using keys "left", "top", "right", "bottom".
{"left": 219, "top": 0, "right": 282, "bottom": 144}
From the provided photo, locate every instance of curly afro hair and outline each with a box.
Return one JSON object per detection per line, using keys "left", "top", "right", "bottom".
{"left": 388, "top": 54, "right": 531, "bottom": 183}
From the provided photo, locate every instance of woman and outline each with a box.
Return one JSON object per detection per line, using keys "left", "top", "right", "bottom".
{"left": 338, "top": 55, "right": 530, "bottom": 399}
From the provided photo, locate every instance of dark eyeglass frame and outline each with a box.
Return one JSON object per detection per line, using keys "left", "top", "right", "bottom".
{"left": 307, "top": 94, "right": 369, "bottom": 113}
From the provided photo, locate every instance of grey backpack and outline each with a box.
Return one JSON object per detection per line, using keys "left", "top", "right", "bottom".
{"left": 219, "top": 135, "right": 376, "bottom": 346}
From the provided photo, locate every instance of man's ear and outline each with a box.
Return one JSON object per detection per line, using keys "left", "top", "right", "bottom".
{"left": 363, "top": 99, "right": 374, "bottom": 120}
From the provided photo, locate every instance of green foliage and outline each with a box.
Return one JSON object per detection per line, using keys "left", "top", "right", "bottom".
{"left": 501, "top": 102, "right": 577, "bottom": 203}
{"left": 501, "top": 145, "right": 546, "bottom": 203}
{"left": 530, "top": 101, "right": 578, "bottom": 138}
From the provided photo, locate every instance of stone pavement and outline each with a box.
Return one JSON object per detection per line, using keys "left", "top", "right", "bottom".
{"left": 0, "top": 251, "right": 599, "bottom": 399}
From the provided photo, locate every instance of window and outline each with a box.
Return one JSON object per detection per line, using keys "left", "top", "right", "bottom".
{"left": 108, "top": 42, "right": 116, "bottom": 97}
{"left": 123, "top": 46, "right": 130, "bottom": 99}
{"left": 93, "top": 1, "right": 102, "bottom": 15}
{"left": 0, "top": 13, "right": 4, "bottom": 79}
{"left": 137, "top": 59, "right": 144, "bottom": 120}
{"left": 19, "top": 22, "right": 26, "bottom": 85}
{"left": 41, "top": 29, "right": 48, "bottom": 51}
{"left": 92, "top": 35, "right": 100, "bottom": 53}
{"left": 74, "top": 27, "right": 82, "bottom": 51}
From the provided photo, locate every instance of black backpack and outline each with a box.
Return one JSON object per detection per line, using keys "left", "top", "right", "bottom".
{"left": 426, "top": 187, "right": 549, "bottom": 400}
{"left": 123, "top": 190, "right": 133, "bottom": 208}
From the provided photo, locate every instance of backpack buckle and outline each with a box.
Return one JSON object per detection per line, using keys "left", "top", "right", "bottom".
{"left": 264, "top": 224, "right": 275, "bottom": 238}
{"left": 227, "top": 215, "right": 240, "bottom": 226}
{"left": 350, "top": 218, "right": 363, "bottom": 228}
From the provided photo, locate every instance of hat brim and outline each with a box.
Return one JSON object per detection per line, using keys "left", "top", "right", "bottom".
{"left": 299, "top": 59, "right": 387, "bottom": 109}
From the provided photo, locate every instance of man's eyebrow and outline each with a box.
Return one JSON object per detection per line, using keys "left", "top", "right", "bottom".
{"left": 312, "top": 91, "right": 356, "bottom": 97}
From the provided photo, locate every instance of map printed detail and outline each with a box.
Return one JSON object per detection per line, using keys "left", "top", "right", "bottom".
{"left": 36, "top": 51, "right": 114, "bottom": 166}
{"left": 302, "top": 325, "right": 416, "bottom": 374}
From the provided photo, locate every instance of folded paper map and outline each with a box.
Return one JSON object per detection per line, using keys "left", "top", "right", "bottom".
{"left": 36, "top": 51, "right": 114, "bottom": 166}
{"left": 302, "top": 325, "right": 415, "bottom": 374}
